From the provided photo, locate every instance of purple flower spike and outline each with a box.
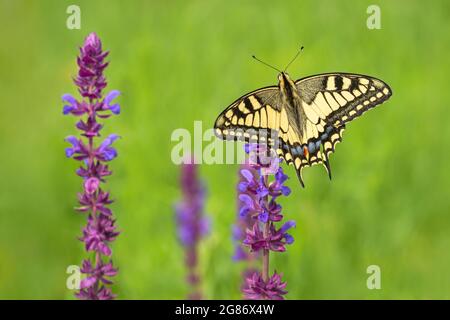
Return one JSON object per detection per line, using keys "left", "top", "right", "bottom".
{"left": 63, "top": 33, "right": 121, "bottom": 300}
{"left": 236, "top": 144, "right": 295, "bottom": 300}
{"left": 175, "top": 161, "right": 210, "bottom": 299}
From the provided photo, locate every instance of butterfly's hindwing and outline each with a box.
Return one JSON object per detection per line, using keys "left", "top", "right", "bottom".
{"left": 276, "top": 123, "right": 345, "bottom": 186}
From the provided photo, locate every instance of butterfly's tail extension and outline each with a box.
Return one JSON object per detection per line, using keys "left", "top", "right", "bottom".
{"left": 295, "top": 166, "right": 306, "bottom": 188}
{"left": 323, "top": 152, "right": 332, "bottom": 180}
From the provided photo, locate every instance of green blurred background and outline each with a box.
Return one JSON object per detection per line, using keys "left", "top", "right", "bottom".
{"left": 0, "top": 0, "right": 449, "bottom": 299}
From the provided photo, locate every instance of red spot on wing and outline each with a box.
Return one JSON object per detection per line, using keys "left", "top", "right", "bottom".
{"left": 303, "top": 146, "right": 309, "bottom": 159}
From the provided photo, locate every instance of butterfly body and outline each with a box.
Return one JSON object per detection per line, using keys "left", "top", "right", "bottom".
{"left": 214, "top": 71, "right": 392, "bottom": 187}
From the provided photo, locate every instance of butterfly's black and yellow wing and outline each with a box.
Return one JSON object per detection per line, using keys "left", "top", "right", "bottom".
{"left": 214, "top": 86, "right": 283, "bottom": 144}
{"left": 279, "top": 73, "right": 392, "bottom": 185}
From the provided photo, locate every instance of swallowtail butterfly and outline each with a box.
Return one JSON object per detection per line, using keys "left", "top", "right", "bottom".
{"left": 214, "top": 52, "right": 392, "bottom": 187}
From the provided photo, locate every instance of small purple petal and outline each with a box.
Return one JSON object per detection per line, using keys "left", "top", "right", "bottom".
{"left": 258, "top": 212, "right": 268, "bottom": 223}
{"left": 280, "top": 220, "right": 296, "bottom": 233}
{"left": 284, "top": 234, "right": 294, "bottom": 244}
{"left": 103, "top": 148, "right": 117, "bottom": 161}
{"left": 281, "top": 186, "right": 291, "bottom": 196}
{"left": 239, "top": 194, "right": 255, "bottom": 210}
{"left": 65, "top": 135, "right": 79, "bottom": 146}
{"left": 238, "top": 182, "right": 249, "bottom": 192}
{"left": 239, "top": 206, "right": 249, "bottom": 217}
{"left": 100, "top": 134, "right": 120, "bottom": 148}
{"left": 109, "top": 104, "right": 120, "bottom": 114}
{"left": 63, "top": 105, "right": 74, "bottom": 115}
{"left": 65, "top": 148, "right": 74, "bottom": 158}
{"left": 104, "top": 90, "right": 121, "bottom": 105}
{"left": 80, "top": 276, "right": 97, "bottom": 289}
{"left": 240, "top": 169, "right": 254, "bottom": 183}
{"left": 62, "top": 94, "right": 77, "bottom": 104}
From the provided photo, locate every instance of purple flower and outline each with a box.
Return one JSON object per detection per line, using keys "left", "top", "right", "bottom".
{"left": 79, "top": 259, "right": 118, "bottom": 289}
{"left": 269, "top": 167, "right": 291, "bottom": 198}
{"left": 243, "top": 221, "right": 295, "bottom": 252}
{"left": 76, "top": 189, "right": 113, "bottom": 216}
{"left": 74, "top": 33, "right": 109, "bottom": 100}
{"left": 96, "top": 134, "right": 120, "bottom": 161}
{"left": 237, "top": 144, "right": 295, "bottom": 299}
{"left": 77, "top": 162, "right": 112, "bottom": 181}
{"left": 76, "top": 286, "right": 115, "bottom": 300}
{"left": 76, "top": 118, "right": 103, "bottom": 137}
{"left": 63, "top": 33, "right": 121, "bottom": 299}
{"left": 243, "top": 271, "right": 288, "bottom": 300}
{"left": 62, "top": 94, "right": 79, "bottom": 115}
{"left": 239, "top": 169, "right": 269, "bottom": 198}
{"left": 65, "top": 136, "right": 84, "bottom": 158}
{"left": 175, "top": 161, "right": 210, "bottom": 299}
{"left": 80, "top": 214, "right": 119, "bottom": 256}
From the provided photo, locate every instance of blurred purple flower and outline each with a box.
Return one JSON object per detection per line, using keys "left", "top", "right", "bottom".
{"left": 175, "top": 161, "right": 210, "bottom": 299}
{"left": 62, "top": 32, "right": 121, "bottom": 300}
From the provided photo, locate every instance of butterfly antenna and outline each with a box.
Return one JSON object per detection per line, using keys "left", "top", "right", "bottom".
{"left": 252, "top": 55, "right": 282, "bottom": 73}
{"left": 284, "top": 46, "right": 304, "bottom": 72}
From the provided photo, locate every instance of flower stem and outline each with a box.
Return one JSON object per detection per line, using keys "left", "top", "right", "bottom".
{"left": 262, "top": 224, "right": 270, "bottom": 283}
{"left": 262, "top": 175, "right": 270, "bottom": 284}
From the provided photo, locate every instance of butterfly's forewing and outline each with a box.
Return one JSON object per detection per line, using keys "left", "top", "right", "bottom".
{"left": 296, "top": 73, "right": 392, "bottom": 127}
{"left": 214, "top": 86, "right": 282, "bottom": 145}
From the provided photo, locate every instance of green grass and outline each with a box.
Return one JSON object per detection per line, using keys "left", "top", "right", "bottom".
{"left": 0, "top": 0, "right": 449, "bottom": 299}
